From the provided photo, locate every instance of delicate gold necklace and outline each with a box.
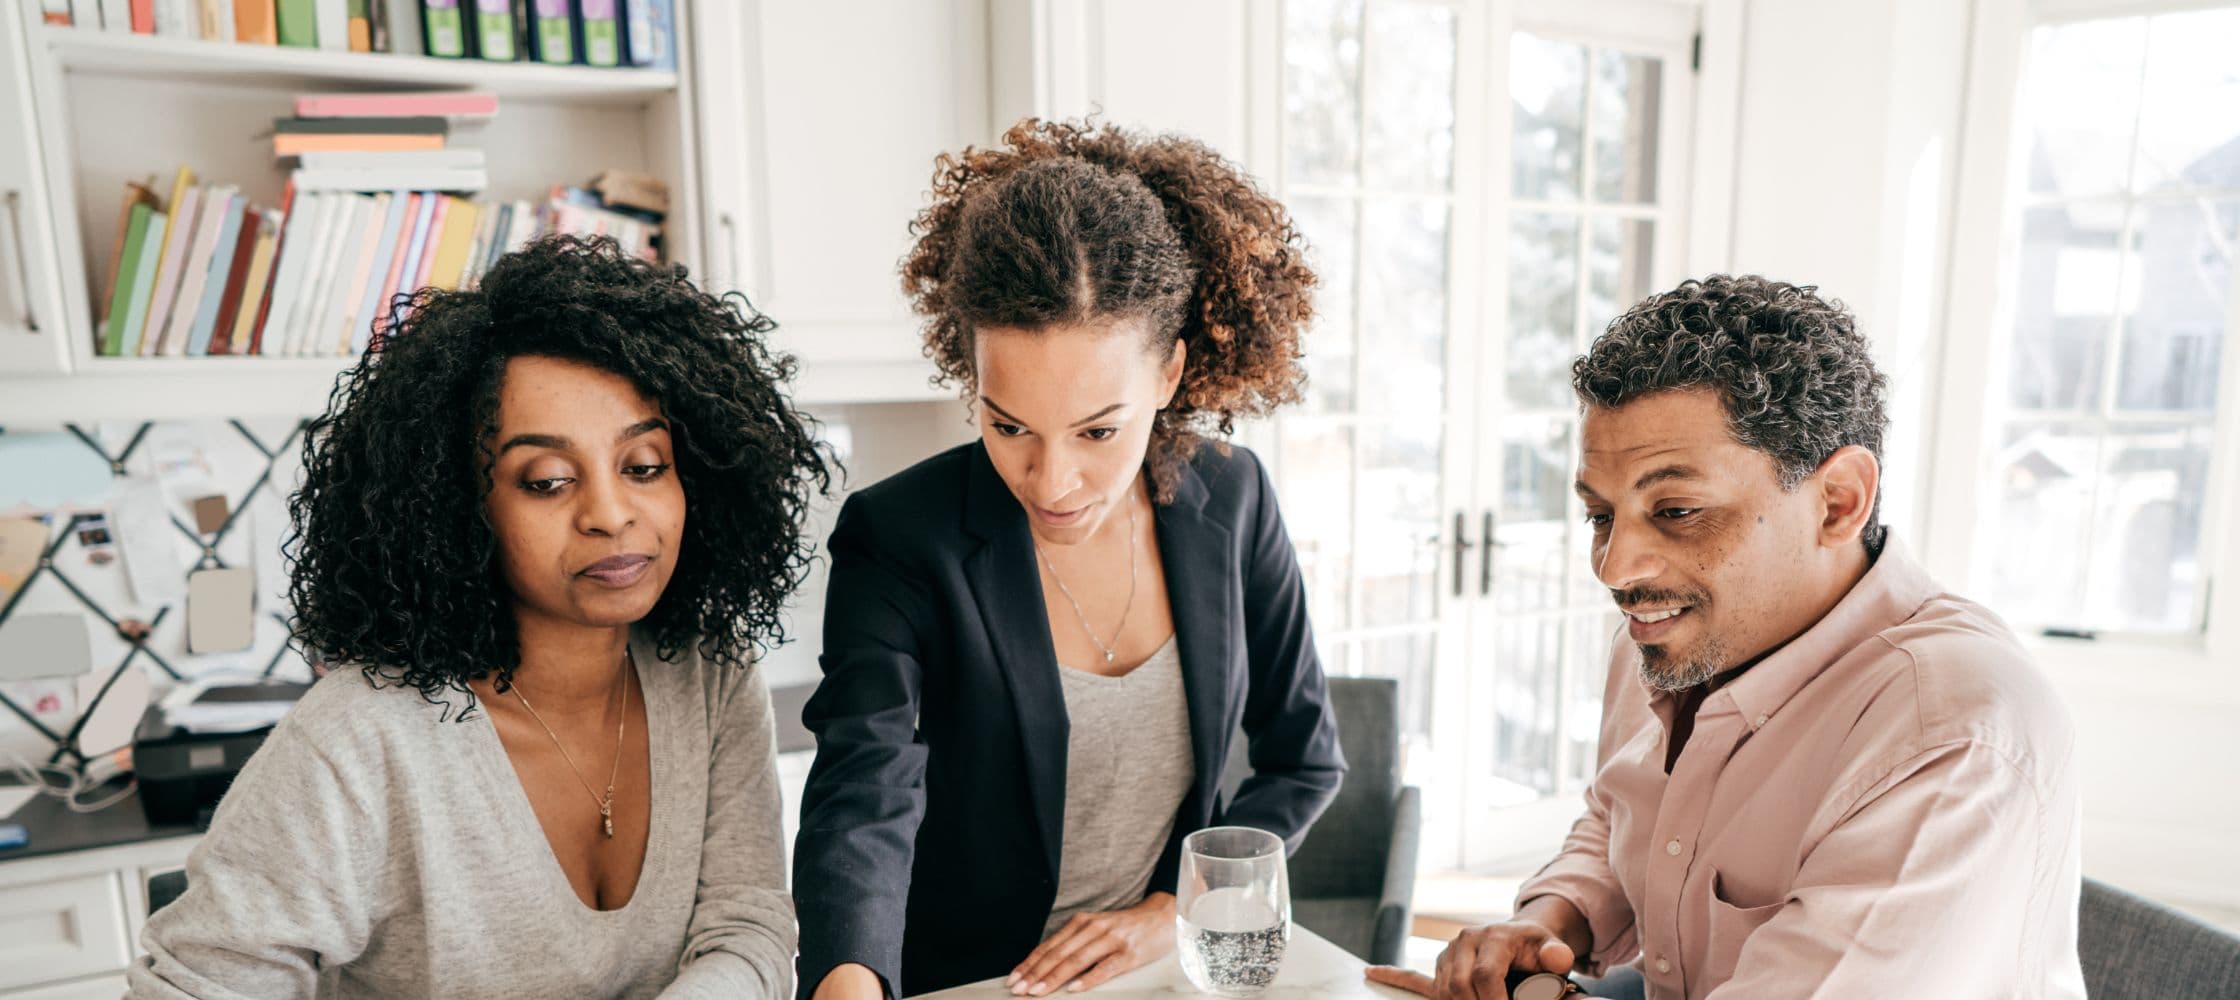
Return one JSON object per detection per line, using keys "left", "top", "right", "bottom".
{"left": 509, "top": 648, "right": 632, "bottom": 838}
{"left": 1035, "top": 486, "right": 1140, "bottom": 665}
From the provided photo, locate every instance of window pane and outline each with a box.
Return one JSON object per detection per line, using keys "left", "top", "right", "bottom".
{"left": 1363, "top": 1, "right": 1457, "bottom": 193}
{"left": 1590, "top": 50, "right": 1662, "bottom": 204}
{"left": 2135, "top": 9, "right": 2240, "bottom": 193}
{"left": 1359, "top": 631, "right": 1438, "bottom": 742}
{"left": 1499, "top": 418, "right": 1573, "bottom": 528}
{"left": 1511, "top": 33, "right": 1586, "bottom": 202}
{"left": 1359, "top": 199, "right": 1450, "bottom": 420}
{"left": 1283, "top": 0, "right": 1363, "bottom": 187}
{"left": 1588, "top": 217, "right": 1656, "bottom": 331}
{"left": 1507, "top": 212, "right": 1581, "bottom": 410}
{"left": 1564, "top": 611, "right": 1619, "bottom": 789}
{"left": 1290, "top": 195, "right": 1359, "bottom": 412}
{"left": 2022, "top": 18, "right": 2146, "bottom": 197}
{"left": 2088, "top": 423, "right": 2214, "bottom": 632}
{"left": 1279, "top": 421, "right": 1354, "bottom": 635}
{"left": 1983, "top": 422, "right": 2100, "bottom": 628}
{"left": 2116, "top": 200, "right": 2236, "bottom": 412}
{"left": 1357, "top": 422, "right": 1443, "bottom": 629}
{"left": 2007, "top": 202, "right": 2122, "bottom": 410}
{"left": 1489, "top": 617, "right": 1561, "bottom": 802}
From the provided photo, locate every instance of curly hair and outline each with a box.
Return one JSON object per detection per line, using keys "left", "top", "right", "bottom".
{"left": 901, "top": 117, "right": 1316, "bottom": 501}
{"left": 1572, "top": 274, "right": 1891, "bottom": 536}
{"left": 287, "top": 235, "right": 832, "bottom": 714}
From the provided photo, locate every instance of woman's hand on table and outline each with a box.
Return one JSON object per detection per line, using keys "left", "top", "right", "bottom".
{"left": 1007, "top": 892, "right": 1178, "bottom": 996}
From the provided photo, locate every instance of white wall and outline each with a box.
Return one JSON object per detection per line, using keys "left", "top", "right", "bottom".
{"left": 1724, "top": 0, "right": 1971, "bottom": 547}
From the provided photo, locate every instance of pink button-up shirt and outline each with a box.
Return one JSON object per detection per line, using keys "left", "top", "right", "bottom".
{"left": 1518, "top": 537, "right": 2084, "bottom": 998}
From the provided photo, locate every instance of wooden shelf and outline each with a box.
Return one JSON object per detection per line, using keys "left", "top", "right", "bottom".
{"left": 42, "top": 28, "right": 679, "bottom": 104}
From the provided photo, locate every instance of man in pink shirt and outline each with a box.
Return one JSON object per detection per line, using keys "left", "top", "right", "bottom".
{"left": 1370, "top": 276, "right": 2084, "bottom": 999}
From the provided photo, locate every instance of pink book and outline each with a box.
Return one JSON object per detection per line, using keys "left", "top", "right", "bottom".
{"left": 413, "top": 196, "right": 452, "bottom": 291}
{"left": 137, "top": 185, "right": 204, "bottom": 355}
{"left": 371, "top": 192, "right": 421, "bottom": 347}
{"left": 293, "top": 91, "right": 498, "bottom": 118}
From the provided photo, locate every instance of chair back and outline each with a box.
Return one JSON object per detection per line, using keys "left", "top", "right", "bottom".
{"left": 2079, "top": 878, "right": 2240, "bottom": 999}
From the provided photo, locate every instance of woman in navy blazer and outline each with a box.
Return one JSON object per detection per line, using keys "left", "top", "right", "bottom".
{"left": 794, "top": 119, "right": 1344, "bottom": 1000}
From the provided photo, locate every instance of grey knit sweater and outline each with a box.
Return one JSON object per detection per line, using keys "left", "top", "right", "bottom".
{"left": 128, "top": 636, "right": 796, "bottom": 1000}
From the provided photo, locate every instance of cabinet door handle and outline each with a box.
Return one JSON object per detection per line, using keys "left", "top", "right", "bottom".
{"left": 1480, "top": 509, "right": 1497, "bottom": 596}
{"left": 3, "top": 190, "right": 35, "bottom": 333}
{"left": 716, "top": 211, "right": 738, "bottom": 294}
{"left": 1450, "top": 510, "right": 1473, "bottom": 599}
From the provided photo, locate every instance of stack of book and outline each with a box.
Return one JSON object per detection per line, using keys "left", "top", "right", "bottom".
{"left": 46, "top": 0, "right": 676, "bottom": 69}
{"left": 273, "top": 90, "right": 494, "bottom": 174}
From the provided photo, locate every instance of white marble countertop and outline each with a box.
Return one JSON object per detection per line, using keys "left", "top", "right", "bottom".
{"left": 910, "top": 926, "right": 1418, "bottom": 1000}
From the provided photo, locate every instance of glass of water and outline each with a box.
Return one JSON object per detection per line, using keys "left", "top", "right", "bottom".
{"left": 1177, "top": 826, "right": 1290, "bottom": 996}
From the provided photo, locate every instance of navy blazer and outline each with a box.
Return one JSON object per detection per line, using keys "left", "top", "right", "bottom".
{"left": 792, "top": 441, "right": 1345, "bottom": 997}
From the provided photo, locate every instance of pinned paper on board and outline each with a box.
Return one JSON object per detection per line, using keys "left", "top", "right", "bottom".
{"left": 187, "top": 566, "right": 256, "bottom": 654}
{"left": 0, "top": 516, "right": 46, "bottom": 606}
{"left": 0, "top": 432, "right": 114, "bottom": 515}
{"left": 110, "top": 475, "right": 188, "bottom": 606}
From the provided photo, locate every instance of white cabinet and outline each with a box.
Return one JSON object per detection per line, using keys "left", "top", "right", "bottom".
{"left": 0, "top": 873, "right": 130, "bottom": 994}
{"left": 0, "top": 836, "right": 195, "bottom": 998}
{"left": 694, "top": 0, "right": 991, "bottom": 405}
{"left": 0, "top": 5, "right": 71, "bottom": 375}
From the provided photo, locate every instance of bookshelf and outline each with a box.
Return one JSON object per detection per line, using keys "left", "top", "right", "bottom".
{"left": 0, "top": 3, "right": 705, "bottom": 426}
{"left": 0, "top": 1, "right": 979, "bottom": 429}
{"left": 44, "top": 28, "right": 682, "bottom": 102}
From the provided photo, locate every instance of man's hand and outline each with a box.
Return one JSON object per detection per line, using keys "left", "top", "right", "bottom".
{"left": 811, "top": 962, "right": 886, "bottom": 1000}
{"left": 1364, "top": 900, "right": 1585, "bottom": 1000}
{"left": 1007, "top": 893, "right": 1178, "bottom": 996}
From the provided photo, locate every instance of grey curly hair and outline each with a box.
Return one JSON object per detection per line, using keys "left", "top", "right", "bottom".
{"left": 1571, "top": 274, "right": 1890, "bottom": 538}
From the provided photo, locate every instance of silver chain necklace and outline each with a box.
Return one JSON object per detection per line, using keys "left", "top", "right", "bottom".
{"left": 1035, "top": 488, "right": 1140, "bottom": 665}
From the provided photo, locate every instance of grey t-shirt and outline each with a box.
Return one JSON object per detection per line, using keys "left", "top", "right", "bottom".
{"left": 1043, "top": 636, "right": 1195, "bottom": 938}
{"left": 128, "top": 635, "right": 796, "bottom": 1000}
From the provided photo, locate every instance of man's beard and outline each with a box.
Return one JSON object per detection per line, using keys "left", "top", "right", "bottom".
{"left": 1638, "top": 633, "right": 1729, "bottom": 693}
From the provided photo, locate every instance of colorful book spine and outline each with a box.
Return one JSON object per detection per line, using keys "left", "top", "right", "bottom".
{"left": 207, "top": 204, "right": 264, "bottom": 356}
{"left": 184, "top": 194, "right": 247, "bottom": 355}
{"left": 351, "top": 194, "right": 412, "bottom": 355}
{"left": 467, "top": 0, "right": 514, "bottom": 60}
{"left": 371, "top": 192, "right": 424, "bottom": 346}
{"left": 116, "top": 211, "right": 167, "bottom": 356}
{"left": 274, "top": 0, "right": 315, "bottom": 46}
{"left": 100, "top": 202, "right": 154, "bottom": 356}
{"left": 234, "top": 0, "right": 274, "bottom": 41}
{"left": 426, "top": 199, "right": 479, "bottom": 290}
{"left": 136, "top": 183, "right": 202, "bottom": 356}
{"left": 315, "top": 0, "right": 347, "bottom": 50}
{"left": 392, "top": 191, "right": 439, "bottom": 304}
{"left": 228, "top": 212, "right": 280, "bottom": 354}
{"left": 245, "top": 182, "right": 298, "bottom": 355}
{"left": 330, "top": 192, "right": 392, "bottom": 354}
{"left": 257, "top": 190, "right": 321, "bottom": 357}
{"left": 347, "top": 0, "right": 371, "bottom": 50}
{"left": 576, "top": 0, "right": 619, "bottom": 67}
{"left": 157, "top": 187, "right": 236, "bottom": 355}
{"left": 526, "top": 0, "right": 570, "bottom": 63}
{"left": 421, "top": 0, "right": 466, "bottom": 57}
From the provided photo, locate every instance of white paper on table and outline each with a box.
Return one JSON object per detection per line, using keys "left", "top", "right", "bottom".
{"left": 0, "top": 785, "right": 37, "bottom": 820}
{"left": 110, "top": 475, "right": 187, "bottom": 606}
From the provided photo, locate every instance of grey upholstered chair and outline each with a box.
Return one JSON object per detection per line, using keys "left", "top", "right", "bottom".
{"left": 2079, "top": 877, "right": 2240, "bottom": 998}
{"left": 1225, "top": 676, "right": 1421, "bottom": 965}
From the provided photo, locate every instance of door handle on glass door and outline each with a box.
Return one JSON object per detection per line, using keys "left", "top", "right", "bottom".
{"left": 1480, "top": 510, "right": 1497, "bottom": 596}
{"left": 1451, "top": 510, "right": 1473, "bottom": 599}
{"left": 3, "top": 191, "right": 35, "bottom": 332}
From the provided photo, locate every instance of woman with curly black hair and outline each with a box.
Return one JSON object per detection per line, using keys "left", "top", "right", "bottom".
{"left": 795, "top": 119, "right": 1345, "bottom": 999}
{"left": 130, "top": 236, "right": 828, "bottom": 1000}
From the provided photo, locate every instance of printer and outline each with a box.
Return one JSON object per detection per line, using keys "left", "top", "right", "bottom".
{"left": 133, "top": 679, "right": 310, "bottom": 826}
